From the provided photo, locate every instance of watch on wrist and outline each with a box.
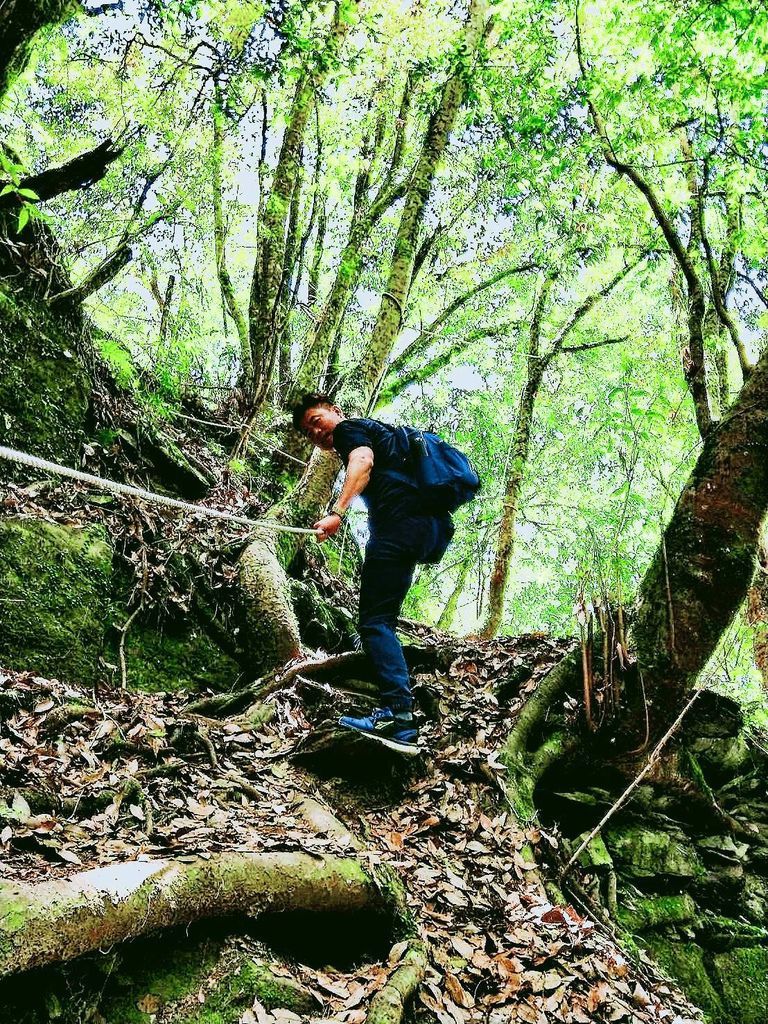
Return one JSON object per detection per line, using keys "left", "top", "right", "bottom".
{"left": 329, "top": 504, "right": 347, "bottom": 520}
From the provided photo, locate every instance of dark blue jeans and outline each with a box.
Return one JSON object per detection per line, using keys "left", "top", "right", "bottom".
{"left": 358, "top": 514, "right": 454, "bottom": 712}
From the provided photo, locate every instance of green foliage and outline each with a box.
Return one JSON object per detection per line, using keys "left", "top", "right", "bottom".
{"left": 2, "top": 0, "right": 767, "bottom": 713}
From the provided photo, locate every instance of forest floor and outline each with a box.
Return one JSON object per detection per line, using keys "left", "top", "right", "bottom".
{"left": 0, "top": 626, "right": 703, "bottom": 1024}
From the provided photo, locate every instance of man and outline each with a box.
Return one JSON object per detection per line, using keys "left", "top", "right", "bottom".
{"left": 293, "top": 393, "right": 455, "bottom": 755}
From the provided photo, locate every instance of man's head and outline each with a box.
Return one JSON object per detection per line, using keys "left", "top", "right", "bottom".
{"left": 291, "top": 393, "right": 344, "bottom": 450}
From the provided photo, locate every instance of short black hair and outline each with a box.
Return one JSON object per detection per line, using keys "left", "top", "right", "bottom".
{"left": 291, "top": 392, "right": 335, "bottom": 431}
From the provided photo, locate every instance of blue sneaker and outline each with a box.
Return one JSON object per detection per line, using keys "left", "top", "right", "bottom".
{"left": 338, "top": 707, "right": 419, "bottom": 756}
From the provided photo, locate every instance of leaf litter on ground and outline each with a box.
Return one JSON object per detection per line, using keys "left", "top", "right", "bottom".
{"left": 0, "top": 626, "right": 703, "bottom": 1024}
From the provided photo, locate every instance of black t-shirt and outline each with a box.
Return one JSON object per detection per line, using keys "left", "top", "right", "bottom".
{"left": 332, "top": 417, "right": 424, "bottom": 525}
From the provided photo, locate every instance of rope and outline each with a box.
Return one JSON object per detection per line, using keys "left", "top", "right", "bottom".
{"left": 0, "top": 446, "right": 320, "bottom": 536}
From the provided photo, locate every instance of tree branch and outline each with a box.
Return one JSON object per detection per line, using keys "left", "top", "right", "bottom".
{"left": 0, "top": 138, "right": 124, "bottom": 211}
{"left": 574, "top": 2, "right": 712, "bottom": 436}
{"left": 384, "top": 261, "right": 536, "bottom": 382}
{"left": 561, "top": 335, "right": 628, "bottom": 353}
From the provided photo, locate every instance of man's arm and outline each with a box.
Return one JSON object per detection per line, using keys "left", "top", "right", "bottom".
{"left": 314, "top": 446, "right": 374, "bottom": 541}
{"left": 334, "top": 446, "right": 374, "bottom": 512}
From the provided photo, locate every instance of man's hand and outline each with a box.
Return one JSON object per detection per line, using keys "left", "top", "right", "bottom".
{"left": 313, "top": 513, "right": 343, "bottom": 542}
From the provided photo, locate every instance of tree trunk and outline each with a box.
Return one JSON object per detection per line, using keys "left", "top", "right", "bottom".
{"left": 248, "top": 3, "right": 358, "bottom": 410}
{"left": 238, "top": 7, "right": 489, "bottom": 668}
{"left": 340, "top": 0, "right": 489, "bottom": 412}
{"left": 631, "top": 342, "right": 768, "bottom": 732}
{"left": 480, "top": 259, "right": 640, "bottom": 638}
{"left": 212, "top": 87, "right": 252, "bottom": 389}
{"left": 0, "top": 0, "right": 77, "bottom": 101}
{"left": 290, "top": 75, "right": 415, "bottom": 403}
{"left": 747, "top": 539, "right": 768, "bottom": 691}
{"left": 480, "top": 341, "right": 545, "bottom": 640}
{"left": 437, "top": 556, "right": 472, "bottom": 631}
{"left": 306, "top": 196, "right": 326, "bottom": 306}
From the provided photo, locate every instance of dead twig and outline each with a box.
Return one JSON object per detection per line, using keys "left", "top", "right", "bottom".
{"left": 117, "top": 603, "right": 143, "bottom": 690}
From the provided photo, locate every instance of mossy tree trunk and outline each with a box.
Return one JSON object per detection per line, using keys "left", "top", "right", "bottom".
{"left": 480, "top": 258, "right": 642, "bottom": 638}
{"left": 503, "top": 341, "right": 768, "bottom": 824}
{"left": 247, "top": 2, "right": 359, "bottom": 410}
{"left": 436, "top": 555, "right": 472, "bottom": 631}
{"left": 339, "top": 0, "right": 490, "bottom": 412}
{"left": 0, "top": 0, "right": 77, "bottom": 101}
{"left": 211, "top": 83, "right": 252, "bottom": 390}
{"left": 630, "top": 342, "right": 768, "bottom": 731}
{"left": 746, "top": 539, "right": 768, "bottom": 691}
{"left": 237, "top": 448, "right": 339, "bottom": 672}
{"left": 289, "top": 75, "right": 414, "bottom": 403}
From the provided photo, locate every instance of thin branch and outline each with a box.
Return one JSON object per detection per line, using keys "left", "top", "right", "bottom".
{"left": 738, "top": 270, "right": 768, "bottom": 309}
{"left": 385, "top": 261, "right": 536, "bottom": 380}
{"left": 562, "top": 335, "right": 628, "bottom": 353}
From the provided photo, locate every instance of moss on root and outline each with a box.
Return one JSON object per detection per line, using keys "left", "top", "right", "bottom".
{"left": 112, "top": 614, "right": 241, "bottom": 693}
{"left": 604, "top": 826, "right": 705, "bottom": 880}
{"left": 616, "top": 893, "right": 697, "bottom": 932}
{"left": 641, "top": 936, "right": 725, "bottom": 1023}
{"left": 177, "top": 961, "right": 319, "bottom": 1023}
{"left": 0, "top": 927, "right": 318, "bottom": 1024}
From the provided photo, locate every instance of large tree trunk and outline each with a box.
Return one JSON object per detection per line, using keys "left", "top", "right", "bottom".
{"left": 0, "top": 0, "right": 77, "bottom": 100}
{"left": 747, "top": 539, "right": 768, "bottom": 691}
{"left": 503, "top": 343, "right": 768, "bottom": 823}
{"left": 628, "top": 342, "right": 768, "bottom": 730}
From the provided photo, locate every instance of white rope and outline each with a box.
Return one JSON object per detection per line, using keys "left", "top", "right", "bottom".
{"left": 0, "top": 446, "right": 320, "bottom": 536}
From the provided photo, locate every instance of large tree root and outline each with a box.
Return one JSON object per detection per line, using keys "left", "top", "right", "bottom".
{"left": 367, "top": 941, "right": 427, "bottom": 1024}
{"left": 501, "top": 653, "right": 580, "bottom": 821}
{"left": 0, "top": 852, "right": 384, "bottom": 977}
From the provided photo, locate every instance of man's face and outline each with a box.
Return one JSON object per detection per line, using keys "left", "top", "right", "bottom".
{"left": 300, "top": 403, "right": 343, "bottom": 450}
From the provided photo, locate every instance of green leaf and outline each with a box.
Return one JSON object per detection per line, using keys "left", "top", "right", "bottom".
{"left": 17, "top": 206, "right": 29, "bottom": 232}
{"left": 17, "top": 188, "right": 40, "bottom": 201}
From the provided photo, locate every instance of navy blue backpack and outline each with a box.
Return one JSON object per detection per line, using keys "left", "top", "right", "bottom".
{"left": 390, "top": 425, "right": 481, "bottom": 514}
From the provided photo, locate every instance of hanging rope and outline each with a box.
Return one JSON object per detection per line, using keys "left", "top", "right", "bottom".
{"left": 0, "top": 446, "right": 320, "bottom": 536}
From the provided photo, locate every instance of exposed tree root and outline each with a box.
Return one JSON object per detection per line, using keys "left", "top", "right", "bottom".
{"left": 0, "top": 851, "right": 384, "bottom": 977}
{"left": 501, "top": 653, "right": 581, "bottom": 822}
{"left": 366, "top": 942, "right": 427, "bottom": 1024}
{"left": 238, "top": 532, "right": 304, "bottom": 674}
{"left": 183, "top": 651, "right": 366, "bottom": 718}
{"left": 296, "top": 794, "right": 361, "bottom": 848}
{"left": 237, "top": 450, "right": 339, "bottom": 675}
